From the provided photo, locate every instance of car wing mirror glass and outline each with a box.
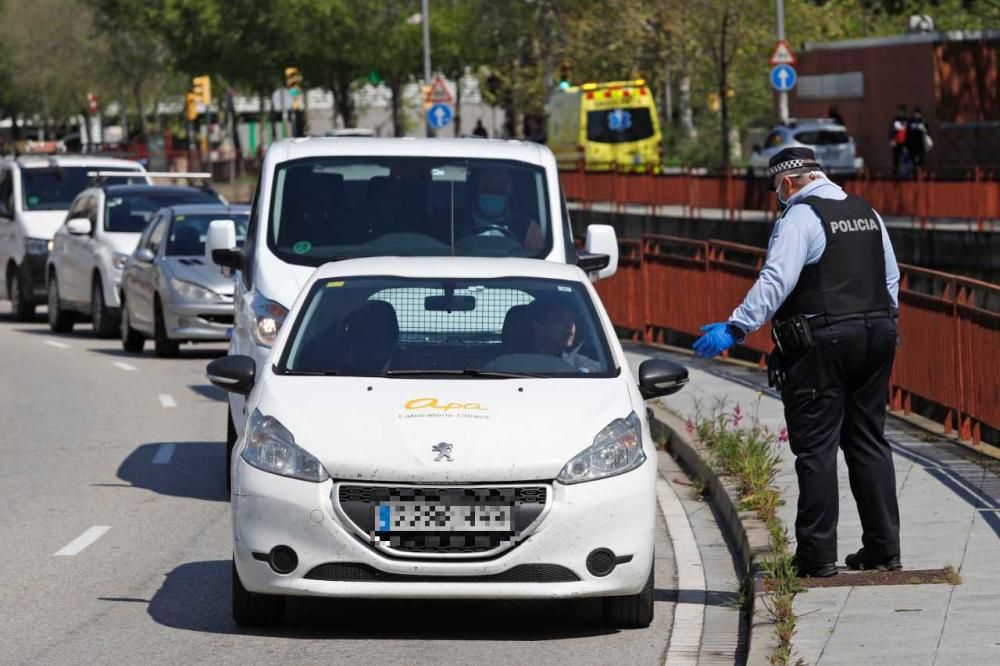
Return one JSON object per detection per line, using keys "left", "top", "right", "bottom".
{"left": 638, "top": 358, "right": 689, "bottom": 400}
{"left": 206, "top": 355, "right": 256, "bottom": 395}
{"left": 66, "top": 217, "right": 92, "bottom": 236}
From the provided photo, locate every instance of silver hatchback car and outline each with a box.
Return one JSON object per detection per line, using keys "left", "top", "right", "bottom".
{"left": 120, "top": 204, "right": 249, "bottom": 357}
{"left": 750, "top": 119, "right": 863, "bottom": 176}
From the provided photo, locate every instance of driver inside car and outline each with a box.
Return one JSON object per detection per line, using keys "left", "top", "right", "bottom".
{"left": 468, "top": 168, "right": 544, "bottom": 251}
{"left": 527, "top": 298, "right": 601, "bottom": 373}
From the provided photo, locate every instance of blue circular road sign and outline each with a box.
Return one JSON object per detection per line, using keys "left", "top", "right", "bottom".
{"left": 427, "top": 103, "right": 453, "bottom": 129}
{"left": 770, "top": 64, "right": 797, "bottom": 92}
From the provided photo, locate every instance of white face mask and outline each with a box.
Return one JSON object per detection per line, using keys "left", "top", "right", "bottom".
{"left": 775, "top": 177, "right": 789, "bottom": 207}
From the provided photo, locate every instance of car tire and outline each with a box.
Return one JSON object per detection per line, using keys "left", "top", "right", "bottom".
{"left": 602, "top": 565, "right": 654, "bottom": 629}
{"left": 153, "top": 297, "right": 179, "bottom": 358}
{"left": 91, "top": 277, "right": 118, "bottom": 338}
{"left": 226, "top": 410, "right": 237, "bottom": 496}
{"left": 9, "top": 268, "right": 36, "bottom": 322}
{"left": 232, "top": 559, "right": 284, "bottom": 627}
{"left": 47, "top": 273, "right": 76, "bottom": 333}
{"left": 120, "top": 293, "right": 145, "bottom": 353}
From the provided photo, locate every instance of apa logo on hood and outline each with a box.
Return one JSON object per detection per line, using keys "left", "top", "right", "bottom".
{"left": 399, "top": 397, "right": 489, "bottom": 420}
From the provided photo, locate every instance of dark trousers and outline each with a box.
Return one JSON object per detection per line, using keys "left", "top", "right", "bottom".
{"left": 780, "top": 318, "right": 900, "bottom": 565}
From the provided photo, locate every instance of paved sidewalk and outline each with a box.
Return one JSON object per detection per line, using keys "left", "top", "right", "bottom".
{"left": 627, "top": 350, "right": 1000, "bottom": 666}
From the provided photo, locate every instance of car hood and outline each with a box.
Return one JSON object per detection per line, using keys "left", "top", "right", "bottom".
{"left": 254, "top": 376, "right": 634, "bottom": 483}
{"left": 164, "top": 256, "right": 234, "bottom": 296}
{"left": 20, "top": 211, "right": 67, "bottom": 240}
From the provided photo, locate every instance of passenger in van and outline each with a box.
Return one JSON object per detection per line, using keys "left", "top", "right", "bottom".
{"left": 467, "top": 168, "right": 544, "bottom": 251}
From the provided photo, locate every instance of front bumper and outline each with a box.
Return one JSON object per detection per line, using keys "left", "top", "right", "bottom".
{"left": 162, "top": 297, "right": 235, "bottom": 341}
{"left": 232, "top": 456, "right": 656, "bottom": 600}
{"left": 22, "top": 253, "right": 48, "bottom": 300}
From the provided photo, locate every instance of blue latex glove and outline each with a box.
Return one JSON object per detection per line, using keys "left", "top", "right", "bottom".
{"left": 693, "top": 322, "right": 737, "bottom": 358}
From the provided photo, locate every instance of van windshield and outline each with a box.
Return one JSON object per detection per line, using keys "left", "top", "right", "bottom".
{"left": 586, "top": 108, "right": 655, "bottom": 144}
{"left": 22, "top": 167, "right": 142, "bottom": 211}
{"left": 267, "top": 157, "right": 552, "bottom": 266}
{"left": 279, "top": 276, "right": 615, "bottom": 378}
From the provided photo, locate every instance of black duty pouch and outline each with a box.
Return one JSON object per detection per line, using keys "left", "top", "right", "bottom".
{"left": 771, "top": 315, "right": 815, "bottom": 356}
{"left": 767, "top": 348, "right": 785, "bottom": 390}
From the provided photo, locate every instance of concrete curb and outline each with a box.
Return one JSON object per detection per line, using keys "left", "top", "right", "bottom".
{"left": 648, "top": 403, "right": 778, "bottom": 666}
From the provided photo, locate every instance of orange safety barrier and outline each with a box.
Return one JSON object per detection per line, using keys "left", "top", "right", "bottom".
{"left": 563, "top": 167, "right": 1000, "bottom": 230}
{"left": 593, "top": 236, "right": 1000, "bottom": 444}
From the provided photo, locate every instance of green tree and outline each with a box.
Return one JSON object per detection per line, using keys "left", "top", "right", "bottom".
{"left": 363, "top": 0, "right": 423, "bottom": 137}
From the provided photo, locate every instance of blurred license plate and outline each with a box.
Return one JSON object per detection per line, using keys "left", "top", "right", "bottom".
{"left": 377, "top": 502, "right": 513, "bottom": 532}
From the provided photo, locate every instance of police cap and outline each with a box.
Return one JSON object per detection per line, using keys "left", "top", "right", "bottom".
{"left": 768, "top": 147, "right": 822, "bottom": 180}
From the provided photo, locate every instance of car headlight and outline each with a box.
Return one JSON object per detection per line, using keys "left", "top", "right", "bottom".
{"left": 250, "top": 292, "right": 288, "bottom": 347}
{"left": 242, "top": 409, "right": 329, "bottom": 482}
{"left": 170, "top": 277, "right": 222, "bottom": 301}
{"left": 112, "top": 252, "right": 130, "bottom": 270}
{"left": 25, "top": 238, "right": 49, "bottom": 255}
{"left": 557, "top": 412, "right": 645, "bottom": 484}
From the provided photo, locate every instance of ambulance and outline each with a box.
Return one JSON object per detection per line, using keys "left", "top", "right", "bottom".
{"left": 546, "top": 80, "right": 662, "bottom": 172}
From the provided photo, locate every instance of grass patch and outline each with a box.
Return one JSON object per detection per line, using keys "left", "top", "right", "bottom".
{"left": 689, "top": 397, "right": 800, "bottom": 666}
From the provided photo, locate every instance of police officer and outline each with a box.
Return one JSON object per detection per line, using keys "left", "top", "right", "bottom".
{"left": 692, "top": 147, "right": 902, "bottom": 577}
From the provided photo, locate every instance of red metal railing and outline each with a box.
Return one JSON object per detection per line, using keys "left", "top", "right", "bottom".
{"left": 564, "top": 167, "right": 1000, "bottom": 230}
{"left": 594, "top": 235, "right": 1000, "bottom": 444}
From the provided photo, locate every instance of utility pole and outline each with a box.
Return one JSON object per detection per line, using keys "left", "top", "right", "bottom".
{"left": 776, "top": 0, "right": 789, "bottom": 123}
{"left": 422, "top": 0, "right": 434, "bottom": 137}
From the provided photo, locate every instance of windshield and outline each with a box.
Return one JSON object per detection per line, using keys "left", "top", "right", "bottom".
{"left": 166, "top": 213, "right": 249, "bottom": 255}
{"left": 586, "top": 108, "right": 655, "bottom": 143}
{"left": 105, "top": 190, "right": 222, "bottom": 233}
{"left": 22, "top": 166, "right": 142, "bottom": 211}
{"left": 794, "top": 130, "right": 850, "bottom": 145}
{"left": 267, "top": 157, "right": 552, "bottom": 266}
{"left": 279, "top": 276, "right": 615, "bottom": 378}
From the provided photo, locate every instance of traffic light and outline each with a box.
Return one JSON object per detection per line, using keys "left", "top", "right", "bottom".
{"left": 192, "top": 75, "right": 211, "bottom": 105}
{"left": 184, "top": 92, "right": 198, "bottom": 122}
{"left": 559, "top": 61, "right": 571, "bottom": 89}
{"left": 285, "top": 67, "right": 303, "bottom": 110}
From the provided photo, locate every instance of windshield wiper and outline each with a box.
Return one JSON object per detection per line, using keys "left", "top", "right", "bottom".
{"left": 273, "top": 366, "right": 340, "bottom": 376}
{"left": 383, "top": 368, "right": 545, "bottom": 379}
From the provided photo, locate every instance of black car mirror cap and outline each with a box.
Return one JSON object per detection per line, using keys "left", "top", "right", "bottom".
{"left": 206, "top": 355, "right": 256, "bottom": 395}
{"left": 638, "top": 358, "right": 689, "bottom": 400}
{"left": 211, "top": 247, "right": 242, "bottom": 270}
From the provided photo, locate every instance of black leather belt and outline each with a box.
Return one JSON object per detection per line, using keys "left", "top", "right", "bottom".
{"left": 805, "top": 308, "right": 897, "bottom": 331}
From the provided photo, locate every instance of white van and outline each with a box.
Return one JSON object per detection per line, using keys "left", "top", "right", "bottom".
{"left": 0, "top": 156, "right": 146, "bottom": 320}
{"left": 208, "top": 138, "right": 620, "bottom": 470}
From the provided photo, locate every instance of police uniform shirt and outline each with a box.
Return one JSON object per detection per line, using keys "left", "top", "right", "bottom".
{"left": 729, "top": 177, "right": 900, "bottom": 333}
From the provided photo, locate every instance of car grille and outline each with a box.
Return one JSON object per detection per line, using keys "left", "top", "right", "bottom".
{"left": 336, "top": 484, "right": 549, "bottom": 558}
{"left": 199, "top": 313, "right": 234, "bottom": 325}
{"left": 303, "top": 562, "right": 578, "bottom": 583}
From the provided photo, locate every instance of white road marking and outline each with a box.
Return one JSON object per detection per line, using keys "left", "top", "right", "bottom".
{"left": 158, "top": 393, "right": 177, "bottom": 408}
{"left": 44, "top": 340, "right": 70, "bottom": 349}
{"left": 112, "top": 361, "right": 137, "bottom": 372}
{"left": 54, "top": 526, "right": 111, "bottom": 556}
{"left": 152, "top": 443, "right": 176, "bottom": 464}
{"left": 657, "top": 475, "right": 706, "bottom": 666}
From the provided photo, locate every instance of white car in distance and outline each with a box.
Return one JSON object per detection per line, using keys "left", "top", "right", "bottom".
{"left": 206, "top": 256, "right": 688, "bottom": 628}
{"left": 206, "top": 137, "right": 621, "bottom": 476}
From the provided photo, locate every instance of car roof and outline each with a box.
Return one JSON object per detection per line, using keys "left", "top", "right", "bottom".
{"left": 163, "top": 203, "right": 250, "bottom": 216}
{"left": 268, "top": 137, "right": 547, "bottom": 166}
{"left": 310, "top": 256, "right": 587, "bottom": 282}
{"left": 775, "top": 120, "right": 848, "bottom": 133}
{"left": 9, "top": 155, "right": 145, "bottom": 170}
{"left": 103, "top": 184, "right": 213, "bottom": 196}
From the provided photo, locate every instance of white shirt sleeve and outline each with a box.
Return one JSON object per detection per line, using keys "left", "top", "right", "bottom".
{"left": 877, "top": 212, "right": 900, "bottom": 308}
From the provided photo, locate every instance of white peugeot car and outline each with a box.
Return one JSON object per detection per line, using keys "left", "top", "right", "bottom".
{"left": 206, "top": 138, "right": 621, "bottom": 477}
{"left": 206, "top": 257, "right": 687, "bottom": 628}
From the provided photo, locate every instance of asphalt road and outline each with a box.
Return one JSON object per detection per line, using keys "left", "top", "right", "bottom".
{"left": 0, "top": 303, "right": 684, "bottom": 665}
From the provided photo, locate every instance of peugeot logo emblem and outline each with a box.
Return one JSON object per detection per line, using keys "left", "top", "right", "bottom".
{"left": 432, "top": 442, "right": 454, "bottom": 462}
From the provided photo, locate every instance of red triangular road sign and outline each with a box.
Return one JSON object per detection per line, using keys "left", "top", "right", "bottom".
{"left": 769, "top": 39, "right": 796, "bottom": 66}
{"left": 425, "top": 76, "right": 453, "bottom": 104}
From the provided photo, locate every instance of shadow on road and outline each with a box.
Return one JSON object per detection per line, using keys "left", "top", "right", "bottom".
{"left": 188, "top": 384, "right": 228, "bottom": 402}
{"left": 87, "top": 346, "right": 228, "bottom": 360}
{"left": 115, "top": 441, "right": 227, "bottom": 502}
{"left": 147, "top": 560, "right": 633, "bottom": 640}
{"left": 13, "top": 325, "right": 98, "bottom": 339}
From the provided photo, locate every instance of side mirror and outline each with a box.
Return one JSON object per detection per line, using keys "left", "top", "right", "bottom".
{"left": 206, "top": 355, "right": 256, "bottom": 395}
{"left": 135, "top": 248, "right": 155, "bottom": 263}
{"left": 583, "top": 224, "right": 618, "bottom": 280}
{"left": 207, "top": 218, "right": 238, "bottom": 271}
{"left": 638, "top": 358, "right": 689, "bottom": 400}
{"left": 66, "top": 217, "right": 92, "bottom": 236}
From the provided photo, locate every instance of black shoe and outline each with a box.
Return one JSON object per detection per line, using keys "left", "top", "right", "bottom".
{"left": 845, "top": 547, "right": 902, "bottom": 571}
{"left": 792, "top": 556, "right": 838, "bottom": 578}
